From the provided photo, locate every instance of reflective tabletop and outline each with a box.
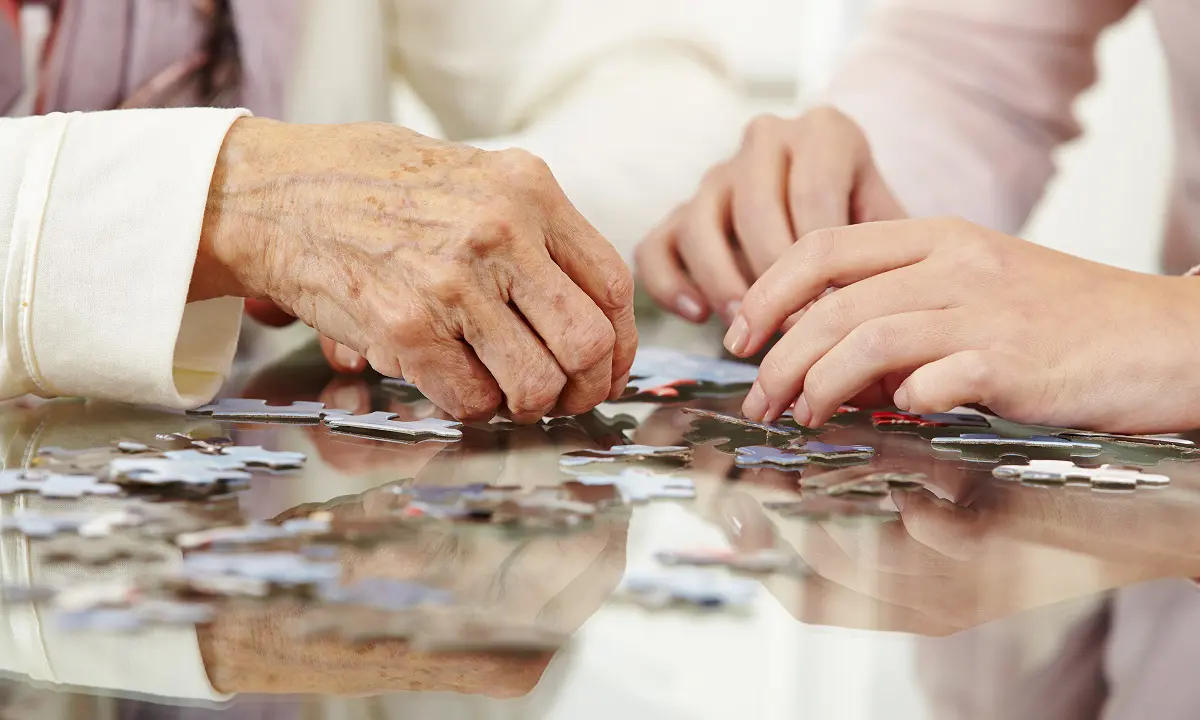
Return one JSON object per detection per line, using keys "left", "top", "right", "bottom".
{"left": 4, "top": 317, "right": 1200, "bottom": 719}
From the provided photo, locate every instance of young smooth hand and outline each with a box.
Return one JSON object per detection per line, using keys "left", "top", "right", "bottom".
{"left": 725, "top": 217, "right": 1200, "bottom": 434}
{"left": 195, "top": 118, "right": 636, "bottom": 423}
{"left": 635, "top": 107, "right": 904, "bottom": 325}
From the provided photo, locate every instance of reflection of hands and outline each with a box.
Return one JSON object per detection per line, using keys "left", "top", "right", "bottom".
{"left": 199, "top": 475, "right": 627, "bottom": 697}
{"left": 716, "top": 445, "right": 1200, "bottom": 635}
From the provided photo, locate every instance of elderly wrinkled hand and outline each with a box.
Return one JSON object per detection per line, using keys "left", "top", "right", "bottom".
{"left": 201, "top": 118, "right": 637, "bottom": 422}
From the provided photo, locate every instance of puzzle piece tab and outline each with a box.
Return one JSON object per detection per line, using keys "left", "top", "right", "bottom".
{"left": 931, "top": 434, "right": 1103, "bottom": 463}
{"left": 322, "top": 412, "right": 463, "bottom": 441}
{"left": 559, "top": 444, "right": 692, "bottom": 468}
{"left": 188, "top": 399, "right": 344, "bottom": 423}
{"left": 992, "top": 460, "right": 1169, "bottom": 491}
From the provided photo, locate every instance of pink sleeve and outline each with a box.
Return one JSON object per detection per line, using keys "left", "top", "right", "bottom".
{"left": 822, "top": 0, "right": 1138, "bottom": 233}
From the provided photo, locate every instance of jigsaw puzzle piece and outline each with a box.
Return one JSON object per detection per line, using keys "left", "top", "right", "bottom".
{"left": 188, "top": 399, "right": 346, "bottom": 424}
{"left": 322, "top": 411, "right": 463, "bottom": 441}
{"left": 784, "top": 441, "right": 875, "bottom": 465}
{"left": 0, "top": 469, "right": 122, "bottom": 499}
{"left": 871, "top": 411, "right": 991, "bottom": 437}
{"left": 1053, "top": 430, "right": 1199, "bottom": 466}
{"left": 108, "top": 458, "right": 252, "bottom": 492}
{"left": 993, "top": 460, "right": 1169, "bottom": 492}
{"left": 931, "top": 434, "right": 1103, "bottom": 463}
{"left": 559, "top": 444, "right": 692, "bottom": 468}
{"left": 734, "top": 445, "right": 809, "bottom": 469}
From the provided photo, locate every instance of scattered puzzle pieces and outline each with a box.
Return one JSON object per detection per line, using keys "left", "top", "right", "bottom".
{"left": 559, "top": 444, "right": 692, "bottom": 468}
{"left": 322, "top": 412, "right": 463, "bottom": 441}
{"left": 189, "top": 399, "right": 346, "bottom": 423}
{"left": 179, "top": 552, "right": 341, "bottom": 594}
{"left": 573, "top": 468, "right": 696, "bottom": 503}
{"left": 39, "top": 535, "right": 169, "bottom": 565}
{"left": 108, "top": 458, "right": 252, "bottom": 493}
{"left": 821, "top": 472, "right": 928, "bottom": 497}
{"left": 931, "top": 434, "right": 1103, "bottom": 463}
{"left": 992, "top": 460, "right": 1169, "bottom": 492}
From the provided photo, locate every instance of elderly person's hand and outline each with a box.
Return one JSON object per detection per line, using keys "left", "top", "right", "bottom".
{"left": 200, "top": 118, "right": 637, "bottom": 423}
{"left": 634, "top": 107, "right": 905, "bottom": 325}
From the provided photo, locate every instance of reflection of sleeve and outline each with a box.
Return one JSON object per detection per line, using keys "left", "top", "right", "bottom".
{"left": 0, "top": 109, "right": 248, "bottom": 408}
{"left": 822, "top": 0, "right": 1137, "bottom": 233}
{"left": 389, "top": 0, "right": 745, "bottom": 260}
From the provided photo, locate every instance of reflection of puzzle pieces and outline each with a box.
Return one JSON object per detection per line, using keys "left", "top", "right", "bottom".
{"left": 683, "top": 407, "right": 806, "bottom": 454}
{"left": 214, "top": 446, "right": 307, "bottom": 469}
{"left": 655, "top": 548, "right": 803, "bottom": 575}
{"left": 993, "top": 460, "right": 1169, "bottom": 492}
{"left": 544, "top": 410, "right": 638, "bottom": 448}
{"left": 620, "top": 568, "right": 757, "bottom": 610}
{"left": 322, "top": 412, "right": 463, "bottom": 441}
{"left": 188, "top": 399, "right": 344, "bottom": 423}
{"left": 932, "top": 434, "right": 1102, "bottom": 463}
{"left": 734, "top": 445, "right": 809, "bottom": 469}
{"left": 380, "top": 377, "right": 428, "bottom": 403}
{"left": 823, "top": 472, "right": 927, "bottom": 497}
{"left": 573, "top": 468, "right": 695, "bottom": 503}
{"left": 559, "top": 444, "right": 692, "bottom": 468}
{"left": 39, "top": 535, "right": 169, "bottom": 565}
{"left": 764, "top": 495, "right": 897, "bottom": 522}
{"left": 108, "top": 458, "right": 252, "bottom": 491}
{"left": 785, "top": 441, "right": 875, "bottom": 465}
{"left": 0, "top": 470, "right": 122, "bottom": 499}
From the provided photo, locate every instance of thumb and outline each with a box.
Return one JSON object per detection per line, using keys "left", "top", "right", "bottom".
{"left": 244, "top": 299, "right": 297, "bottom": 328}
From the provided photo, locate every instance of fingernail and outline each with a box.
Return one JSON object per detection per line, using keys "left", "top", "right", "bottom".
{"left": 724, "top": 315, "right": 750, "bottom": 356}
{"left": 676, "top": 295, "right": 706, "bottom": 323}
{"left": 894, "top": 386, "right": 910, "bottom": 411}
{"left": 335, "top": 343, "right": 363, "bottom": 371}
{"left": 792, "top": 394, "right": 811, "bottom": 426}
{"left": 743, "top": 382, "right": 769, "bottom": 421}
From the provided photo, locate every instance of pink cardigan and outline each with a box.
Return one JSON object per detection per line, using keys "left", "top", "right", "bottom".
{"left": 824, "top": 0, "right": 1199, "bottom": 274}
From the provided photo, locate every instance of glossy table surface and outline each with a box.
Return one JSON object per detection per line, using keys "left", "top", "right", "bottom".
{"left": 4, "top": 318, "right": 1200, "bottom": 719}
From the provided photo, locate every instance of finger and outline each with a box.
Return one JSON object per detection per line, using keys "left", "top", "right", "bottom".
{"left": 790, "top": 309, "right": 968, "bottom": 426}
{"left": 894, "top": 489, "right": 985, "bottom": 562}
{"left": 728, "top": 219, "right": 943, "bottom": 358}
{"left": 785, "top": 129, "right": 854, "bottom": 241}
{"left": 510, "top": 255, "right": 616, "bottom": 415}
{"left": 634, "top": 210, "right": 712, "bottom": 323}
{"left": 244, "top": 299, "right": 297, "bottom": 328}
{"left": 852, "top": 160, "right": 906, "bottom": 223}
{"left": 384, "top": 340, "right": 501, "bottom": 423}
{"left": 320, "top": 335, "right": 368, "bottom": 374}
{"left": 462, "top": 301, "right": 567, "bottom": 424}
{"left": 539, "top": 186, "right": 636, "bottom": 401}
{"left": 676, "top": 176, "right": 750, "bottom": 323}
{"left": 894, "top": 350, "right": 1039, "bottom": 419}
{"left": 319, "top": 375, "right": 373, "bottom": 414}
{"left": 743, "top": 265, "right": 950, "bottom": 421}
{"left": 730, "top": 117, "right": 796, "bottom": 277}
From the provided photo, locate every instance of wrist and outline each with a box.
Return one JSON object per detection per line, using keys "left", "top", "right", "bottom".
{"left": 191, "top": 117, "right": 286, "bottom": 303}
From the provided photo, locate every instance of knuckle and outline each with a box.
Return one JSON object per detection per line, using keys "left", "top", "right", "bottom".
{"left": 851, "top": 320, "right": 897, "bottom": 360}
{"left": 742, "top": 114, "right": 785, "bottom": 145}
{"left": 811, "top": 292, "right": 851, "bottom": 336}
{"left": 511, "top": 367, "right": 566, "bottom": 417}
{"left": 602, "top": 265, "right": 636, "bottom": 311}
{"left": 797, "top": 227, "right": 838, "bottom": 266}
{"left": 563, "top": 320, "right": 615, "bottom": 375}
{"left": 495, "top": 148, "right": 553, "bottom": 191}
{"left": 457, "top": 385, "right": 503, "bottom": 421}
